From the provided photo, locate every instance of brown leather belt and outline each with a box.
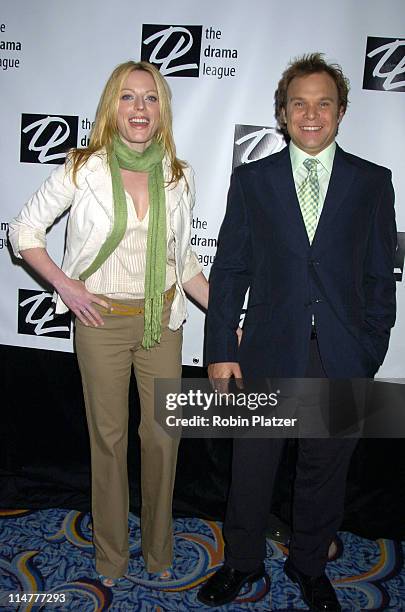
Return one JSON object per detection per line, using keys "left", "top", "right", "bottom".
{"left": 103, "top": 286, "right": 175, "bottom": 316}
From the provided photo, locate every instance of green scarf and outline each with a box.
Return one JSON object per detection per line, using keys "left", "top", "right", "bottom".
{"left": 80, "top": 135, "right": 166, "bottom": 349}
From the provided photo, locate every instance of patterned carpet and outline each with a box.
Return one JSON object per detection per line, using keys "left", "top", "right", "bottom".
{"left": 0, "top": 509, "right": 404, "bottom": 611}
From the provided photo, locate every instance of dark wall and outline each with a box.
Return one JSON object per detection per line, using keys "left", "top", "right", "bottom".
{"left": 1, "top": 344, "right": 404, "bottom": 540}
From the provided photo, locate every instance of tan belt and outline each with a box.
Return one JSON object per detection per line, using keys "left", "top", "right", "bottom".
{"left": 103, "top": 286, "right": 176, "bottom": 316}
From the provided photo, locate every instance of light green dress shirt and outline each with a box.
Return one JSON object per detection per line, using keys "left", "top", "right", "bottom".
{"left": 290, "top": 140, "right": 336, "bottom": 225}
{"left": 289, "top": 141, "right": 336, "bottom": 326}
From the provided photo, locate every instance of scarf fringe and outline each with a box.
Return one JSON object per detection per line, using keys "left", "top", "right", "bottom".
{"left": 142, "top": 293, "right": 164, "bottom": 349}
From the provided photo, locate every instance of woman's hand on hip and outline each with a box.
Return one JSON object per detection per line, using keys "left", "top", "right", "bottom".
{"left": 19, "top": 247, "right": 109, "bottom": 327}
{"left": 55, "top": 278, "right": 109, "bottom": 327}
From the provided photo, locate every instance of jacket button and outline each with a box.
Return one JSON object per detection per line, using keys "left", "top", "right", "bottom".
{"left": 314, "top": 298, "right": 323, "bottom": 304}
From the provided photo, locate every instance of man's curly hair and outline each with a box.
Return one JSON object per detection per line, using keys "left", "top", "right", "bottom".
{"left": 274, "top": 52, "right": 350, "bottom": 138}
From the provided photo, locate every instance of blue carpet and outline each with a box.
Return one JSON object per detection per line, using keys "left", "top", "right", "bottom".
{"left": 0, "top": 509, "right": 404, "bottom": 610}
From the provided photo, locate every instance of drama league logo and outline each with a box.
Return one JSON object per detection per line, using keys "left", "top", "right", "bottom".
{"left": 232, "top": 125, "right": 285, "bottom": 170}
{"left": 394, "top": 233, "right": 405, "bottom": 282}
{"left": 18, "top": 289, "right": 71, "bottom": 338}
{"left": 20, "top": 114, "right": 79, "bottom": 164}
{"left": 141, "top": 24, "right": 202, "bottom": 77}
{"left": 363, "top": 37, "right": 405, "bottom": 92}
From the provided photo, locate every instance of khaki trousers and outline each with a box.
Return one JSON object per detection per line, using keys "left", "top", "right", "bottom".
{"left": 75, "top": 294, "right": 182, "bottom": 578}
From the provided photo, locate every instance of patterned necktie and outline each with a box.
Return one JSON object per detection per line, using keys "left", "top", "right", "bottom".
{"left": 298, "top": 158, "right": 320, "bottom": 243}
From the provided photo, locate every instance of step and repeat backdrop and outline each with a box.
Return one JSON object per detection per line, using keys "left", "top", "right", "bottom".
{"left": 1, "top": 0, "right": 404, "bottom": 375}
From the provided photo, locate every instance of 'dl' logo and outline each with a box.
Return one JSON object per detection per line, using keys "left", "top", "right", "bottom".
{"left": 394, "top": 233, "right": 405, "bottom": 282}
{"left": 20, "top": 114, "right": 79, "bottom": 164}
{"left": 18, "top": 289, "right": 71, "bottom": 338}
{"left": 232, "top": 124, "right": 285, "bottom": 170}
{"left": 363, "top": 37, "right": 405, "bottom": 92}
{"left": 141, "top": 24, "right": 203, "bottom": 77}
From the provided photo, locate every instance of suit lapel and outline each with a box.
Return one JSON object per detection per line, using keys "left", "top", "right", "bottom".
{"left": 312, "top": 145, "right": 355, "bottom": 249}
{"left": 263, "top": 147, "right": 310, "bottom": 253}
{"left": 262, "top": 144, "right": 356, "bottom": 254}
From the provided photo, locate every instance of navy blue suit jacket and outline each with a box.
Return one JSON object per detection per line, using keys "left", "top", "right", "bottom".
{"left": 206, "top": 145, "right": 397, "bottom": 378}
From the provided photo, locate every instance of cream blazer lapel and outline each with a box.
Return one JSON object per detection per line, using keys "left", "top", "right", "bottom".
{"left": 84, "top": 153, "right": 186, "bottom": 219}
{"left": 84, "top": 152, "right": 114, "bottom": 222}
{"left": 163, "top": 157, "right": 188, "bottom": 214}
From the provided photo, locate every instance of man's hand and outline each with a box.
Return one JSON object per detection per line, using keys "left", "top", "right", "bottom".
{"left": 208, "top": 362, "right": 243, "bottom": 394}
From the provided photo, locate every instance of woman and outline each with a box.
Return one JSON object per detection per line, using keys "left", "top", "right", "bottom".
{"left": 9, "top": 60, "right": 208, "bottom": 586}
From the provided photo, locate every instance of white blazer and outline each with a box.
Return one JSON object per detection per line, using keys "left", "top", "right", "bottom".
{"left": 9, "top": 151, "right": 201, "bottom": 329}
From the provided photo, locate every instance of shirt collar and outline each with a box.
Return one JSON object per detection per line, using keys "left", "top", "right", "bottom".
{"left": 289, "top": 141, "right": 336, "bottom": 175}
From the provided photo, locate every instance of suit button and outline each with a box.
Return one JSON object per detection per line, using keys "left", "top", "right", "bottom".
{"left": 314, "top": 298, "right": 323, "bottom": 303}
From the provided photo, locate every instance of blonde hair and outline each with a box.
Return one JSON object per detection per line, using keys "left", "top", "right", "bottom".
{"left": 69, "top": 60, "right": 186, "bottom": 185}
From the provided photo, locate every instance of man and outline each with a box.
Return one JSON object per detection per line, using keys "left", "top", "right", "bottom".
{"left": 198, "top": 53, "right": 396, "bottom": 611}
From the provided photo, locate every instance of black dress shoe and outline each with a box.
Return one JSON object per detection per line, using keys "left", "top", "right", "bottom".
{"left": 197, "top": 563, "right": 266, "bottom": 607}
{"left": 284, "top": 559, "right": 341, "bottom": 611}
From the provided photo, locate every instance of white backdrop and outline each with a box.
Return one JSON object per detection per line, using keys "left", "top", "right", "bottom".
{"left": 1, "top": 0, "right": 404, "bottom": 376}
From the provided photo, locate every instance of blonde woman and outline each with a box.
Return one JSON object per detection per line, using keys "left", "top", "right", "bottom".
{"left": 9, "top": 61, "right": 208, "bottom": 586}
